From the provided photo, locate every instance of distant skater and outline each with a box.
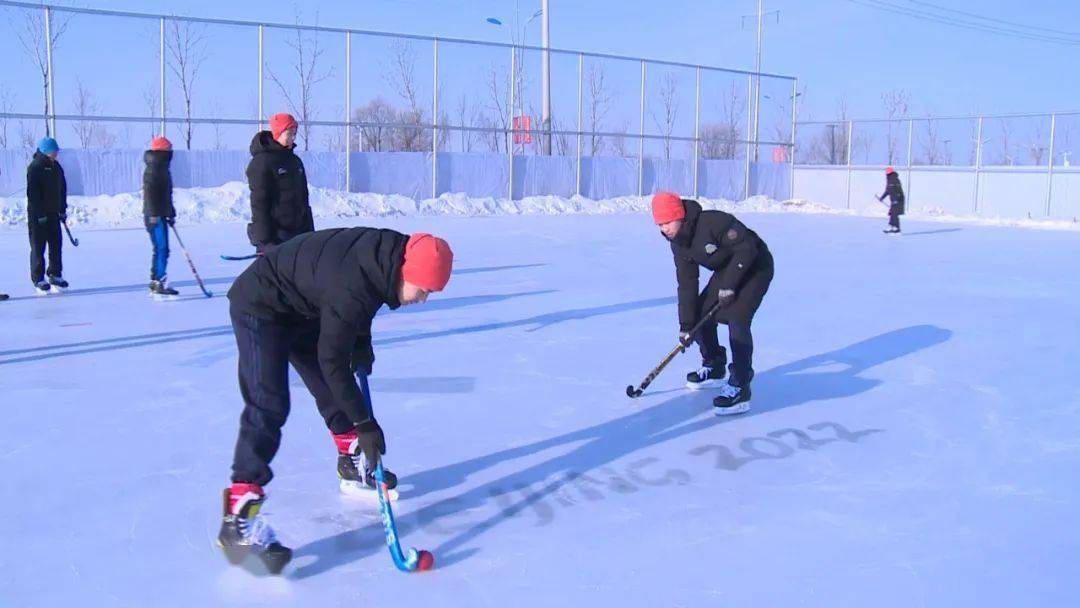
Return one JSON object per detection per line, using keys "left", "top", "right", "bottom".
{"left": 877, "top": 167, "right": 905, "bottom": 234}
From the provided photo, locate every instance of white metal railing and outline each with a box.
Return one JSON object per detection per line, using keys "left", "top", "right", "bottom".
{"left": 0, "top": 0, "right": 798, "bottom": 201}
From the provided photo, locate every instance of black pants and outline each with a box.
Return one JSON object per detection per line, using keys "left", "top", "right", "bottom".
{"left": 888, "top": 208, "right": 901, "bottom": 230}
{"left": 230, "top": 308, "right": 358, "bottom": 486}
{"left": 28, "top": 215, "right": 62, "bottom": 284}
{"left": 694, "top": 250, "right": 775, "bottom": 386}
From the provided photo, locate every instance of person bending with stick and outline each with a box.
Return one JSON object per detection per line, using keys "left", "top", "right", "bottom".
{"left": 651, "top": 192, "right": 774, "bottom": 414}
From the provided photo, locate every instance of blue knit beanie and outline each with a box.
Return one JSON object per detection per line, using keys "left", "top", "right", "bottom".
{"left": 38, "top": 137, "right": 59, "bottom": 155}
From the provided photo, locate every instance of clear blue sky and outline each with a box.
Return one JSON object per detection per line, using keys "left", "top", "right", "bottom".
{"left": 3, "top": 0, "right": 1079, "bottom": 150}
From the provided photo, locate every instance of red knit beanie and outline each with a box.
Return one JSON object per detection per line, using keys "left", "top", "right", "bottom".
{"left": 401, "top": 233, "right": 454, "bottom": 292}
{"left": 885, "top": 166, "right": 895, "bottom": 175}
{"left": 270, "top": 113, "right": 298, "bottom": 140}
{"left": 651, "top": 191, "right": 686, "bottom": 225}
{"left": 150, "top": 136, "right": 172, "bottom": 151}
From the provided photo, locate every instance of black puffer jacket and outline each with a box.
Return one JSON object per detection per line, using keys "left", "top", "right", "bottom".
{"left": 26, "top": 152, "right": 67, "bottom": 219}
{"left": 228, "top": 227, "right": 406, "bottom": 425}
{"left": 245, "top": 131, "right": 314, "bottom": 249}
{"left": 142, "top": 150, "right": 175, "bottom": 218}
{"left": 881, "top": 173, "right": 905, "bottom": 213}
{"left": 670, "top": 200, "right": 770, "bottom": 330}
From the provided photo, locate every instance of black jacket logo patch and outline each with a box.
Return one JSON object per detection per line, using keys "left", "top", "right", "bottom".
{"left": 704, "top": 243, "right": 718, "bottom": 255}
{"left": 726, "top": 228, "right": 739, "bottom": 241}
{"left": 277, "top": 168, "right": 288, "bottom": 175}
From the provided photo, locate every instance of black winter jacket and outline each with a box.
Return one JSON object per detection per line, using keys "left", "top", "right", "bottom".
{"left": 143, "top": 150, "right": 175, "bottom": 218}
{"left": 880, "top": 174, "right": 905, "bottom": 213}
{"left": 228, "top": 227, "right": 406, "bottom": 425}
{"left": 670, "top": 200, "right": 770, "bottom": 331}
{"left": 26, "top": 152, "right": 67, "bottom": 220}
{"left": 245, "top": 131, "right": 314, "bottom": 249}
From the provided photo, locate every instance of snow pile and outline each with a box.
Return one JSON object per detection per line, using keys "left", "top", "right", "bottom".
{"left": 1, "top": 182, "right": 1076, "bottom": 231}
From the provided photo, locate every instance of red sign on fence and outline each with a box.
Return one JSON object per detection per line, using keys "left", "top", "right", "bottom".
{"left": 513, "top": 115, "right": 532, "bottom": 145}
{"left": 772, "top": 146, "right": 788, "bottom": 163}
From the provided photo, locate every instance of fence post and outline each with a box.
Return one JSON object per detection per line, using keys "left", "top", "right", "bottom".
{"left": 638, "top": 60, "right": 646, "bottom": 197}
{"left": 973, "top": 115, "right": 983, "bottom": 213}
{"left": 576, "top": 52, "right": 583, "bottom": 198}
{"left": 1046, "top": 113, "right": 1056, "bottom": 217}
{"left": 345, "top": 31, "right": 351, "bottom": 193}
{"left": 744, "top": 74, "right": 753, "bottom": 200}
{"left": 905, "top": 118, "right": 914, "bottom": 205}
{"left": 508, "top": 45, "right": 515, "bottom": 201}
{"left": 845, "top": 120, "right": 853, "bottom": 209}
{"left": 258, "top": 25, "right": 264, "bottom": 130}
{"left": 789, "top": 77, "right": 797, "bottom": 200}
{"left": 45, "top": 6, "right": 56, "bottom": 137}
{"left": 693, "top": 66, "right": 700, "bottom": 199}
{"left": 160, "top": 18, "right": 166, "bottom": 136}
{"left": 432, "top": 37, "right": 439, "bottom": 200}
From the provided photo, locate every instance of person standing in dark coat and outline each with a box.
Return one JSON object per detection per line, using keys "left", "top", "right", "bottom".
{"left": 143, "top": 136, "right": 179, "bottom": 297}
{"left": 877, "top": 166, "right": 905, "bottom": 234}
{"left": 245, "top": 113, "right": 314, "bottom": 253}
{"left": 27, "top": 137, "right": 69, "bottom": 294}
{"left": 217, "top": 226, "right": 453, "bottom": 573}
{"left": 651, "top": 191, "right": 774, "bottom": 414}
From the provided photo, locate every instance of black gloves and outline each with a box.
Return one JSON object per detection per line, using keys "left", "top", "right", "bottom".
{"left": 356, "top": 419, "right": 386, "bottom": 468}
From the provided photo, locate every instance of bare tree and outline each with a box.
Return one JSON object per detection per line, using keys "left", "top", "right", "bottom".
{"left": 585, "top": 64, "right": 613, "bottom": 156}
{"left": 454, "top": 92, "right": 479, "bottom": 153}
{"left": 207, "top": 101, "right": 228, "bottom": 150}
{"left": 0, "top": 86, "right": 13, "bottom": 148}
{"left": 701, "top": 81, "right": 746, "bottom": 160}
{"left": 919, "top": 115, "right": 944, "bottom": 165}
{"left": 997, "top": 120, "right": 1013, "bottom": 165}
{"left": 354, "top": 97, "right": 396, "bottom": 152}
{"left": 165, "top": 20, "right": 208, "bottom": 149}
{"left": 611, "top": 119, "right": 630, "bottom": 157}
{"left": 267, "top": 15, "right": 334, "bottom": 152}
{"left": 650, "top": 71, "right": 679, "bottom": 160}
{"left": 94, "top": 126, "right": 117, "bottom": 149}
{"left": 483, "top": 64, "right": 510, "bottom": 153}
{"left": 19, "top": 120, "right": 37, "bottom": 149}
{"left": 15, "top": 9, "right": 71, "bottom": 136}
{"left": 71, "top": 79, "right": 101, "bottom": 148}
{"left": 881, "top": 89, "right": 910, "bottom": 164}
{"left": 141, "top": 83, "right": 160, "bottom": 142}
{"left": 382, "top": 39, "right": 432, "bottom": 152}
{"left": 549, "top": 116, "right": 572, "bottom": 156}
{"left": 1028, "top": 121, "right": 1047, "bottom": 165}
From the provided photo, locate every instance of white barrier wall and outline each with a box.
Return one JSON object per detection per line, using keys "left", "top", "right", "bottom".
{"left": 1, "top": 148, "right": 793, "bottom": 203}
{"left": 795, "top": 165, "right": 1080, "bottom": 221}
{"left": 1048, "top": 171, "right": 1080, "bottom": 221}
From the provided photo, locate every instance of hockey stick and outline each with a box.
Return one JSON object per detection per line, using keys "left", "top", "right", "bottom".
{"left": 221, "top": 253, "right": 260, "bottom": 261}
{"left": 168, "top": 224, "right": 213, "bottom": 298}
{"left": 357, "top": 373, "right": 434, "bottom": 572}
{"left": 626, "top": 299, "right": 725, "bottom": 398}
{"left": 62, "top": 220, "right": 79, "bottom": 247}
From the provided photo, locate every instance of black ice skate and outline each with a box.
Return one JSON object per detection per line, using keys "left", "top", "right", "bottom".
{"left": 713, "top": 377, "right": 752, "bottom": 416}
{"left": 46, "top": 274, "right": 68, "bottom": 289}
{"left": 686, "top": 363, "right": 725, "bottom": 390}
{"left": 338, "top": 450, "right": 399, "bottom": 500}
{"left": 217, "top": 485, "right": 292, "bottom": 575}
{"left": 149, "top": 278, "right": 180, "bottom": 299}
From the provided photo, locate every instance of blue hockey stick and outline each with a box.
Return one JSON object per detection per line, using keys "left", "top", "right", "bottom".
{"left": 357, "top": 373, "right": 433, "bottom": 572}
{"left": 374, "top": 462, "right": 422, "bottom": 572}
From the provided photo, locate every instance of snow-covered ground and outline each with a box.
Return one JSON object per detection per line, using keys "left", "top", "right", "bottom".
{"left": 0, "top": 212, "right": 1078, "bottom": 607}
{"left": 2, "top": 182, "right": 1078, "bottom": 232}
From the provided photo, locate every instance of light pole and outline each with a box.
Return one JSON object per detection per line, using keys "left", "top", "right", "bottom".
{"left": 486, "top": 6, "right": 545, "bottom": 154}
